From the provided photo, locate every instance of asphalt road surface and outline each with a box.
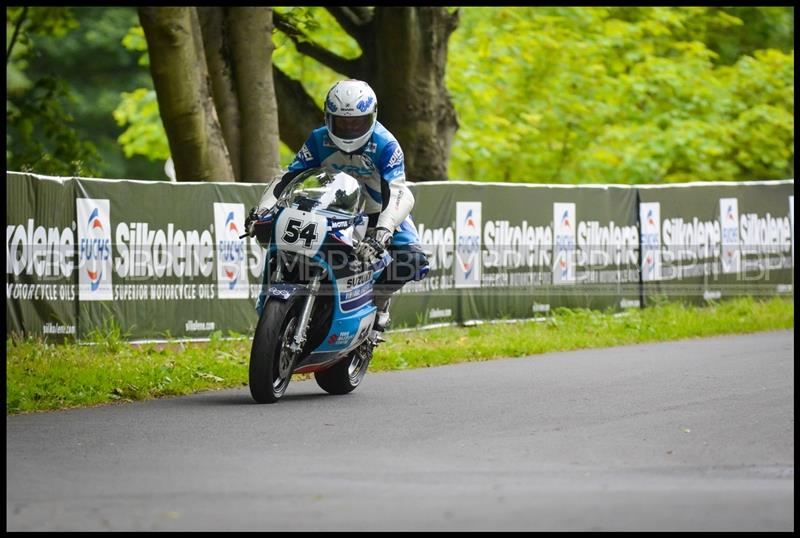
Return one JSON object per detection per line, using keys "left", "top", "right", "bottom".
{"left": 6, "top": 330, "right": 794, "bottom": 531}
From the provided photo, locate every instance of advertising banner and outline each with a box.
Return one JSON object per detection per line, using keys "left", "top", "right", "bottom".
{"left": 638, "top": 181, "right": 794, "bottom": 305}
{"left": 396, "top": 182, "right": 642, "bottom": 326}
{"left": 73, "top": 178, "right": 266, "bottom": 341}
{"left": 389, "top": 184, "right": 460, "bottom": 328}
{"left": 6, "top": 172, "right": 794, "bottom": 342}
{"left": 6, "top": 173, "right": 77, "bottom": 341}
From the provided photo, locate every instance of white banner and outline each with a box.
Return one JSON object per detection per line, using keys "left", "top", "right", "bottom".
{"left": 553, "top": 202, "right": 576, "bottom": 284}
{"left": 76, "top": 198, "right": 113, "bottom": 301}
{"left": 455, "top": 202, "right": 482, "bottom": 288}
{"left": 213, "top": 203, "right": 249, "bottom": 299}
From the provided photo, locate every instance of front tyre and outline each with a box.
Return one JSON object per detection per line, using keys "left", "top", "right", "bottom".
{"left": 314, "top": 341, "right": 372, "bottom": 395}
{"left": 249, "top": 297, "right": 301, "bottom": 403}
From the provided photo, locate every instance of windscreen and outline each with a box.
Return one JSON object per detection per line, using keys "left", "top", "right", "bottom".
{"left": 277, "top": 168, "right": 364, "bottom": 217}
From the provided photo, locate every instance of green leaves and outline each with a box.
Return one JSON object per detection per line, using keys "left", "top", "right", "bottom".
{"left": 446, "top": 7, "right": 794, "bottom": 184}
{"left": 113, "top": 88, "right": 170, "bottom": 161}
{"left": 7, "top": 75, "right": 101, "bottom": 176}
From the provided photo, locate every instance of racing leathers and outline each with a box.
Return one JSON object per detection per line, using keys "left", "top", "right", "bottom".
{"left": 259, "top": 121, "right": 429, "bottom": 329}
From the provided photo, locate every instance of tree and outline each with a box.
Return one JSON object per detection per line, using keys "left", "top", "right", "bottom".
{"left": 445, "top": 7, "right": 794, "bottom": 184}
{"left": 138, "top": 7, "right": 233, "bottom": 182}
{"left": 138, "top": 7, "right": 281, "bottom": 182}
{"left": 6, "top": 7, "right": 101, "bottom": 176}
{"left": 197, "top": 7, "right": 281, "bottom": 182}
{"left": 25, "top": 7, "right": 165, "bottom": 180}
{"left": 273, "top": 7, "right": 461, "bottom": 181}
{"left": 115, "top": 7, "right": 793, "bottom": 184}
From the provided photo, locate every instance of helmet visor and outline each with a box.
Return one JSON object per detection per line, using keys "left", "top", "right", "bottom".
{"left": 330, "top": 114, "right": 373, "bottom": 140}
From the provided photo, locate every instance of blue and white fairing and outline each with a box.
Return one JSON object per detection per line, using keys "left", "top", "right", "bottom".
{"left": 251, "top": 169, "right": 392, "bottom": 371}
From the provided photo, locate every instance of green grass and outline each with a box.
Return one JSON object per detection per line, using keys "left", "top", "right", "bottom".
{"left": 6, "top": 296, "right": 794, "bottom": 414}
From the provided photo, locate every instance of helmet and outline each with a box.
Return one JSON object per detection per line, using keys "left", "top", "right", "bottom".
{"left": 324, "top": 79, "right": 378, "bottom": 153}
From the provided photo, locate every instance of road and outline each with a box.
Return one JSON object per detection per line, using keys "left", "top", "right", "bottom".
{"left": 6, "top": 330, "right": 794, "bottom": 531}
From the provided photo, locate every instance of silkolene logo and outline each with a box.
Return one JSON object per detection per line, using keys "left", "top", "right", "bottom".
{"left": 213, "top": 203, "right": 249, "bottom": 299}
{"left": 552, "top": 202, "right": 576, "bottom": 284}
{"left": 455, "top": 202, "right": 481, "bottom": 288}
{"left": 77, "top": 198, "right": 113, "bottom": 301}
{"left": 719, "top": 197, "right": 740, "bottom": 274}
{"left": 639, "top": 202, "right": 661, "bottom": 282}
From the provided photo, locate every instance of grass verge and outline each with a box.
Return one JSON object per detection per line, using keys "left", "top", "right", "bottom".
{"left": 6, "top": 296, "right": 794, "bottom": 415}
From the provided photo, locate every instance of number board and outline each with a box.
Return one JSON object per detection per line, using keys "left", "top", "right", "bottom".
{"left": 275, "top": 207, "right": 328, "bottom": 257}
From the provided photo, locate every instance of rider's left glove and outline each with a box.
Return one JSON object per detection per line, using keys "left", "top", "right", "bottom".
{"left": 355, "top": 227, "right": 392, "bottom": 265}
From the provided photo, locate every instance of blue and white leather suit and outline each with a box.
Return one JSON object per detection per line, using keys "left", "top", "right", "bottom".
{"left": 277, "top": 122, "right": 421, "bottom": 247}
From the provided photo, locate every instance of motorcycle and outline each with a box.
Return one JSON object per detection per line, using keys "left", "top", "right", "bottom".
{"left": 246, "top": 167, "right": 392, "bottom": 403}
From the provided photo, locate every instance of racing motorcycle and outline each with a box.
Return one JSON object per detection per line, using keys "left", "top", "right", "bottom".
{"left": 246, "top": 167, "right": 392, "bottom": 403}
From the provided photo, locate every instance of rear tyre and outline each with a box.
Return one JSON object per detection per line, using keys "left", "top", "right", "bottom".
{"left": 314, "top": 341, "right": 372, "bottom": 395}
{"left": 249, "top": 297, "right": 301, "bottom": 403}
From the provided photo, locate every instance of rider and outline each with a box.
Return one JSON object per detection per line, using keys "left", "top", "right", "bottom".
{"left": 246, "top": 79, "right": 429, "bottom": 332}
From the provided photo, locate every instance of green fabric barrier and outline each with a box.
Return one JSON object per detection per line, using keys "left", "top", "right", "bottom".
{"left": 637, "top": 181, "right": 794, "bottom": 306}
{"left": 5, "top": 172, "right": 794, "bottom": 341}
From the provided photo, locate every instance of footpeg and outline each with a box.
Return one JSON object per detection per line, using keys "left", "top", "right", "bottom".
{"left": 368, "top": 329, "right": 386, "bottom": 345}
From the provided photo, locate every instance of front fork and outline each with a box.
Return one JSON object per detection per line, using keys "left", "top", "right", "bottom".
{"left": 288, "top": 268, "right": 323, "bottom": 354}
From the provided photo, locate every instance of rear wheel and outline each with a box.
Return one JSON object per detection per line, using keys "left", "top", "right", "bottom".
{"left": 314, "top": 341, "right": 373, "bottom": 395}
{"left": 249, "top": 297, "right": 301, "bottom": 403}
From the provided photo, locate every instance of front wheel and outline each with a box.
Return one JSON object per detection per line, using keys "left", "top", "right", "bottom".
{"left": 249, "top": 297, "right": 301, "bottom": 403}
{"left": 314, "top": 341, "right": 373, "bottom": 395}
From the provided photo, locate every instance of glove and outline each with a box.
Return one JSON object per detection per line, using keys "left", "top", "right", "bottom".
{"left": 355, "top": 227, "right": 392, "bottom": 265}
{"left": 244, "top": 206, "right": 275, "bottom": 238}
{"left": 244, "top": 207, "right": 259, "bottom": 238}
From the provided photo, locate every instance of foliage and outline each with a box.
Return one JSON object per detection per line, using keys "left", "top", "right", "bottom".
{"left": 113, "top": 88, "right": 170, "bottom": 161}
{"left": 6, "top": 7, "right": 794, "bottom": 183}
{"left": 6, "top": 7, "right": 100, "bottom": 176}
{"left": 7, "top": 75, "right": 100, "bottom": 176}
{"left": 446, "top": 7, "right": 794, "bottom": 183}
{"left": 7, "top": 7, "right": 164, "bottom": 179}
{"left": 113, "top": 7, "right": 358, "bottom": 171}
{"left": 6, "top": 296, "right": 793, "bottom": 413}
{"left": 111, "top": 24, "right": 171, "bottom": 165}
{"left": 271, "top": 7, "right": 362, "bottom": 166}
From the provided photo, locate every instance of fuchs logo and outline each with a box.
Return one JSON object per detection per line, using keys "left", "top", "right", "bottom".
{"left": 639, "top": 202, "right": 661, "bottom": 281}
{"left": 77, "top": 198, "right": 113, "bottom": 301}
{"left": 85, "top": 209, "right": 104, "bottom": 289}
{"left": 213, "top": 203, "right": 249, "bottom": 299}
{"left": 719, "top": 198, "right": 740, "bottom": 274}
{"left": 463, "top": 210, "right": 478, "bottom": 277}
{"left": 560, "top": 209, "right": 572, "bottom": 231}
{"left": 455, "top": 202, "right": 481, "bottom": 288}
{"left": 356, "top": 96, "right": 374, "bottom": 112}
{"left": 553, "top": 203, "right": 576, "bottom": 284}
{"left": 646, "top": 209, "right": 657, "bottom": 228}
{"left": 223, "top": 213, "right": 242, "bottom": 287}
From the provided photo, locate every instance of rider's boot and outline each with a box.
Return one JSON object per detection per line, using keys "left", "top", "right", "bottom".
{"left": 369, "top": 294, "right": 392, "bottom": 344}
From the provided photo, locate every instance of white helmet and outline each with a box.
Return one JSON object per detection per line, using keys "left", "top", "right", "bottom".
{"left": 324, "top": 79, "right": 378, "bottom": 153}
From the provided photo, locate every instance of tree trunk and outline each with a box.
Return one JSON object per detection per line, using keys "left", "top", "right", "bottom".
{"left": 273, "top": 7, "right": 459, "bottom": 181}
{"left": 272, "top": 66, "right": 324, "bottom": 153}
{"left": 372, "top": 8, "right": 459, "bottom": 181}
{"left": 139, "top": 7, "right": 234, "bottom": 182}
{"left": 197, "top": 7, "right": 242, "bottom": 180}
{"left": 228, "top": 7, "right": 281, "bottom": 183}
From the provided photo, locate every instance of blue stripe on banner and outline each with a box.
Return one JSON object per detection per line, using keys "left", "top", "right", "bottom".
{"left": 341, "top": 293, "right": 373, "bottom": 312}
